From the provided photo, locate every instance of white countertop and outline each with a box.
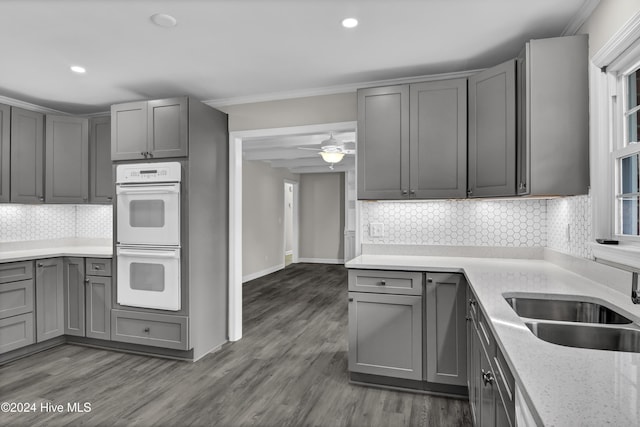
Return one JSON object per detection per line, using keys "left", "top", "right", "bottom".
{"left": 346, "top": 254, "right": 640, "bottom": 427}
{"left": 0, "top": 238, "right": 112, "bottom": 262}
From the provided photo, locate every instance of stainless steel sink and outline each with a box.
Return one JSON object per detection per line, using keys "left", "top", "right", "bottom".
{"left": 525, "top": 321, "right": 640, "bottom": 353}
{"left": 504, "top": 296, "right": 633, "bottom": 324}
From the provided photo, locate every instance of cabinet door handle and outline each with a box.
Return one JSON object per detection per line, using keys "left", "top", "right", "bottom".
{"left": 84, "top": 278, "right": 90, "bottom": 284}
{"left": 140, "top": 151, "right": 146, "bottom": 157}
{"left": 37, "top": 263, "right": 44, "bottom": 268}
{"left": 469, "top": 299, "right": 477, "bottom": 307}
{"left": 409, "top": 189, "right": 415, "bottom": 196}
{"left": 38, "top": 196, "right": 44, "bottom": 202}
{"left": 481, "top": 369, "right": 494, "bottom": 386}
{"left": 144, "top": 327, "right": 150, "bottom": 333}
{"left": 401, "top": 190, "right": 408, "bottom": 196}
{"left": 147, "top": 152, "right": 153, "bottom": 158}
{"left": 427, "top": 278, "right": 433, "bottom": 283}
{"left": 348, "top": 297, "right": 353, "bottom": 302}
{"left": 467, "top": 189, "right": 473, "bottom": 196}
{"left": 378, "top": 280, "right": 386, "bottom": 286}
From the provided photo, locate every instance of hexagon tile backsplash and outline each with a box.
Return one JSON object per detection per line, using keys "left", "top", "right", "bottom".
{"left": 360, "top": 195, "right": 592, "bottom": 259}
{"left": 0, "top": 204, "right": 112, "bottom": 242}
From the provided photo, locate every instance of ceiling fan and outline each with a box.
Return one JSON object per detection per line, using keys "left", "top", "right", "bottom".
{"left": 298, "top": 133, "right": 356, "bottom": 169}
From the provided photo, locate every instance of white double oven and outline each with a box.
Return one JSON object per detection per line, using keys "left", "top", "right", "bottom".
{"left": 116, "top": 162, "right": 182, "bottom": 311}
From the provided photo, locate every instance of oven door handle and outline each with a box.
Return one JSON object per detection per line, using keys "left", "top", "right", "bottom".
{"left": 116, "top": 184, "right": 180, "bottom": 195}
{"left": 117, "top": 248, "right": 180, "bottom": 259}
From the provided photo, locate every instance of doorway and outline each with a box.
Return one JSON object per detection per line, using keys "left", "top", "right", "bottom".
{"left": 283, "top": 180, "right": 299, "bottom": 267}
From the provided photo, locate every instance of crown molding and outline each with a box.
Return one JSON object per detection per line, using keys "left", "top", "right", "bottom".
{"left": 592, "top": 9, "right": 640, "bottom": 68}
{"left": 0, "top": 95, "right": 69, "bottom": 115}
{"left": 562, "top": 0, "right": 600, "bottom": 36}
{"left": 204, "top": 69, "right": 483, "bottom": 108}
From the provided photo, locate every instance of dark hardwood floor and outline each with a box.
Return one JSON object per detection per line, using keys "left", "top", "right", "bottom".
{"left": 0, "top": 263, "right": 472, "bottom": 427}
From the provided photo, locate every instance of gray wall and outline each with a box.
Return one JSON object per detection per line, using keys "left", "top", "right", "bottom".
{"left": 242, "top": 159, "right": 299, "bottom": 280}
{"left": 218, "top": 93, "right": 356, "bottom": 131}
{"left": 299, "top": 173, "right": 345, "bottom": 262}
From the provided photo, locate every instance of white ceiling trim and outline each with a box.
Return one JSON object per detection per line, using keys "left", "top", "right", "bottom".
{"left": 592, "top": 9, "right": 640, "bottom": 68}
{"left": 561, "top": 0, "right": 601, "bottom": 36}
{"left": 204, "top": 69, "right": 482, "bottom": 108}
{"left": 0, "top": 96, "right": 70, "bottom": 115}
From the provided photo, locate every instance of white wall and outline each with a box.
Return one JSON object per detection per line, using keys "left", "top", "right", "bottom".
{"left": 242, "top": 159, "right": 299, "bottom": 280}
{"left": 299, "top": 173, "right": 345, "bottom": 262}
{"left": 578, "top": 0, "right": 640, "bottom": 56}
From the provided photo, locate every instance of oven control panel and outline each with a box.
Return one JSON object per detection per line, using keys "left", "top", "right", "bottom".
{"left": 116, "top": 162, "right": 182, "bottom": 183}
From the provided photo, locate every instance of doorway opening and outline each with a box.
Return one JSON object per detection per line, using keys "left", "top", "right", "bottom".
{"left": 283, "top": 180, "right": 299, "bottom": 267}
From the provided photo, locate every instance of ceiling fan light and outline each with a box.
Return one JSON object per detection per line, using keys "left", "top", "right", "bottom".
{"left": 320, "top": 151, "right": 345, "bottom": 164}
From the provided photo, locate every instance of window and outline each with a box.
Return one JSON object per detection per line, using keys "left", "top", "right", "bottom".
{"left": 614, "top": 64, "right": 640, "bottom": 239}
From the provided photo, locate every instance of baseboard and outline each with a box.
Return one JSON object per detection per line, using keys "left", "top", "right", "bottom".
{"left": 298, "top": 258, "right": 345, "bottom": 264}
{"left": 285, "top": 250, "right": 293, "bottom": 256}
{"left": 242, "top": 263, "right": 285, "bottom": 283}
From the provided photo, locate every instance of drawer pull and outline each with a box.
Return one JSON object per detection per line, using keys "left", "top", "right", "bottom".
{"left": 378, "top": 280, "right": 386, "bottom": 286}
{"left": 93, "top": 265, "right": 103, "bottom": 270}
{"left": 144, "top": 327, "right": 150, "bottom": 333}
{"left": 37, "top": 263, "right": 44, "bottom": 268}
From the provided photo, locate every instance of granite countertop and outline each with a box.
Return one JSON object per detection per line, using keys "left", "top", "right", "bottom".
{"left": 0, "top": 238, "right": 112, "bottom": 262}
{"left": 346, "top": 254, "right": 640, "bottom": 427}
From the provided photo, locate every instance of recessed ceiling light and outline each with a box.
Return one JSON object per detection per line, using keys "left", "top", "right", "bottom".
{"left": 70, "top": 65, "right": 86, "bottom": 74}
{"left": 342, "top": 18, "right": 358, "bottom": 29}
{"left": 151, "top": 13, "right": 177, "bottom": 28}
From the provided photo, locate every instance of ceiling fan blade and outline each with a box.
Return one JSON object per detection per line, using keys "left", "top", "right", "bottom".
{"left": 297, "top": 147, "right": 322, "bottom": 151}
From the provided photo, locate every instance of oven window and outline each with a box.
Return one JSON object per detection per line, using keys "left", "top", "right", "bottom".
{"left": 130, "top": 263, "right": 165, "bottom": 292}
{"left": 130, "top": 200, "right": 165, "bottom": 228}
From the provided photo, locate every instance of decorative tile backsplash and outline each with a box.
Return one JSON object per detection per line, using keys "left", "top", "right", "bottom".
{"left": 0, "top": 204, "right": 112, "bottom": 242}
{"left": 360, "top": 195, "right": 593, "bottom": 259}
{"left": 546, "top": 195, "right": 592, "bottom": 259}
{"left": 361, "top": 199, "right": 547, "bottom": 247}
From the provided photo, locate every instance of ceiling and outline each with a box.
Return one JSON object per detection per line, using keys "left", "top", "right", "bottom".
{"left": 0, "top": 0, "right": 598, "bottom": 116}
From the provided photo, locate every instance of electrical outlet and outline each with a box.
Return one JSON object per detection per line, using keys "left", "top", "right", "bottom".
{"left": 370, "top": 222, "right": 384, "bottom": 237}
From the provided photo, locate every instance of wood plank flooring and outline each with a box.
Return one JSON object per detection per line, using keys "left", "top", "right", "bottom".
{"left": 0, "top": 263, "right": 472, "bottom": 427}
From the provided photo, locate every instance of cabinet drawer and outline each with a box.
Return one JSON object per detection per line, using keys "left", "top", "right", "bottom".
{"left": 493, "top": 346, "right": 516, "bottom": 425}
{"left": 86, "top": 258, "right": 112, "bottom": 277}
{"left": 477, "top": 308, "right": 495, "bottom": 354}
{"left": 0, "top": 280, "right": 34, "bottom": 319}
{"left": 0, "top": 261, "right": 33, "bottom": 284}
{"left": 111, "top": 309, "right": 188, "bottom": 350}
{"left": 0, "top": 313, "right": 35, "bottom": 354}
{"left": 348, "top": 270, "right": 423, "bottom": 295}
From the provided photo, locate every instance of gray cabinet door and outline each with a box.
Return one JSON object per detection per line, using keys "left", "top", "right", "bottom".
{"left": 0, "top": 313, "right": 35, "bottom": 354}
{"left": 45, "top": 115, "right": 89, "bottom": 203}
{"left": 63, "top": 257, "right": 85, "bottom": 337}
{"left": 468, "top": 59, "right": 516, "bottom": 198}
{"left": 35, "top": 258, "right": 63, "bottom": 342}
{"left": 0, "top": 104, "right": 10, "bottom": 202}
{"left": 425, "top": 273, "right": 467, "bottom": 386}
{"left": 89, "top": 116, "right": 113, "bottom": 203}
{"left": 479, "top": 334, "right": 495, "bottom": 427}
{"left": 147, "top": 97, "right": 188, "bottom": 158}
{"left": 410, "top": 79, "right": 467, "bottom": 199}
{"left": 86, "top": 275, "right": 111, "bottom": 340}
{"left": 348, "top": 292, "right": 422, "bottom": 380}
{"left": 357, "top": 85, "right": 409, "bottom": 200}
{"left": 111, "top": 101, "right": 147, "bottom": 161}
{"left": 11, "top": 107, "right": 44, "bottom": 203}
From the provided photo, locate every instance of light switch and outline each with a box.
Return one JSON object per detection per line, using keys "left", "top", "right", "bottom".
{"left": 370, "top": 222, "right": 384, "bottom": 237}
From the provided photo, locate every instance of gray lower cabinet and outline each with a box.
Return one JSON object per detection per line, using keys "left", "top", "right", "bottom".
{"left": 64, "top": 257, "right": 112, "bottom": 340}
{"left": 111, "top": 97, "right": 188, "bottom": 161}
{"left": 0, "top": 261, "right": 35, "bottom": 354}
{"left": 35, "top": 258, "right": 64, "bottom": 342}
{"left": 11, "top": 107, "right": 44, "bottom": 203}
{"left": 0, "top": 313, "right": 35, "bottom": 354}
{"left": 468, "top": 59, "right": 516, "bottom": 198}
{"left": 467, "top": 286, "right": 515, "bottom": 427}
{"left": 348, "top": 269, "right": 422, "bottom": 295}
{"left": 89, "top": 116, "right": 113, "bottom": 203}
{"left": 85, "top": 275, "right": 111, "bottom": 340}
{"left": 63, "top": 257, "right": 85, "bottom": 336}
{"left": 111, "top": 309, "right": 189, "bottom": 350}
{"left": 45, "top": 115, "right": 89, "bottom": 203}
{"left": 425, "top": 273, "right": 467, "bottom": 386}
{"left": 348, "top": 292, "right": 423, "bottom": 380}
{"left": 0, "top": 104, "right": 10, "bottom": 202}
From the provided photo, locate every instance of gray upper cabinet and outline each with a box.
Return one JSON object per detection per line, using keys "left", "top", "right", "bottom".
{"left": 63, "top": 257, "right": 85, "bottom": 337}
{"left": 517, "top": 34, "right": 589, "bottom": 196}
{"left": 410, "top": 79, "right": 467, "bottom": 199}
{"left": 45, "top": 115, "right": 89, "bottom": 203}
{"left": 111, "top": 101, "right": 147, "bottom": 161}
{"left": 0, "top": 104, "right": 10, "bottom": 203}
{"left": 357, "top": 85, "right": 409, "bottom": 199}
{"left": 89, "top": 116, "right": 113, "bottom": 203}
{"left": 147, "top": 97, "right": 188, "bottom": 158}
{"left": 358, "top": 80, "right": 467, "bottom": 200}
{"left": 425, "top": 272, "right": 467, "bottom": 386}
{"left": 468, "top": 59, "right": 516, "bottom": 198}
{"left": 11, "top": 107, "right": 44, "bottom": 203}
{"left": 35, "top": 258, "right": 64, "bottom": 342}
{"left": 111, "top": 97, "right": 188, "bottom": 161}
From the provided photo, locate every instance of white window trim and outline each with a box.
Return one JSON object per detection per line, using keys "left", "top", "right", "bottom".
{"left": 590, "top": 10, "right": 640, "bottom": 268}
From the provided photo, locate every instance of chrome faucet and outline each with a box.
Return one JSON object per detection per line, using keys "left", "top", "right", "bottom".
{"left": 632, "top": 272, "right": 640, "bottom": 304}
